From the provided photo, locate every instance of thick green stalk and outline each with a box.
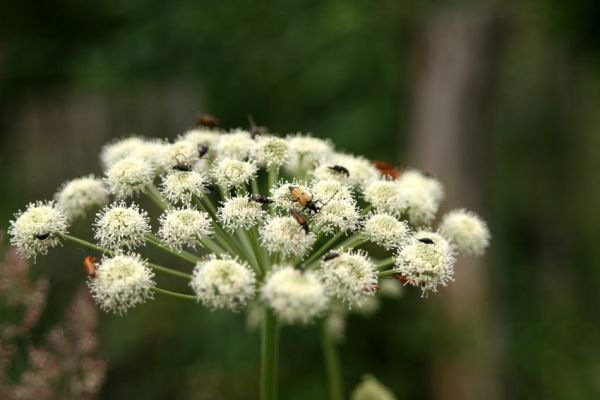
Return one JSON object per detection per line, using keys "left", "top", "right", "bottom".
{"left": 378, "top": 269, "right": 398, "bottom": 278}
{"left": 152, "top": 287, "right": 196, "bottom": 301}
{"left": 376, "top": 257, "right": 395, "bottom": 270}
{"left": 260, "top": 307, "right": 279, "bottom": 400}
{"left": 321, "top": 317, "right": 344, "bottom": 400}
{"left": 145, "top": 184, "right": 169, "bottom": 210}
{"left": 302, "top": 231, "right": 346, "bottom": 267}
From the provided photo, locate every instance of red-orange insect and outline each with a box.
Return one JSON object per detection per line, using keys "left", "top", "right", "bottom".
{"left": 196, "top": 113, "right": 220, "bottom": 128}
{"left": 371, "top": 160, "right": 402, "bottom": 180}
{"left": 83, "top": 256, "right": 98, "bottom": 279}
{"left": 394, "top": 274, "right": 409, "bottom": 284}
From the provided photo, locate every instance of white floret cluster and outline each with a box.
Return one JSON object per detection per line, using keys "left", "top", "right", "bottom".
{"left": 9, "top": 121, "right": 489, "bottom": 321}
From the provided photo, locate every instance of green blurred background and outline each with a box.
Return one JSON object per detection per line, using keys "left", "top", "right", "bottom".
{"left": 1, "top": 0, "right": 600, "bottom": 399}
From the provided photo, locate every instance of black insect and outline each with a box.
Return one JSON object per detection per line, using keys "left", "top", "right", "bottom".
{"left": 202, "top": 182, "right": 216, "bottom": 192}
{"left": 248, "top": 194, "right": 273, "bottom": 204}
{"left": 328, "top": 165, "right": 350, "bottom": 177}
{"left": 418, "top": 238, "right": 435, "bottom": 244}
{"left": 290, "top": 209, "right": 309, "bottom": 234}
{"left": 323, "top": 252, "right": 340, "bottom": 261}
{"left": 172, "top": 154, "right": 193, "bottom": 172}
{"left": 198, "top": 144, "right": 209, "bottom": 159}
{"left": 247, "top": 114, "right": 268, "bottom": 139}
{"left": 196, "top": 113, "right": 220, "bottom": 128}
{"left": 35, "top": 233, "right": 50, "bottom": 240}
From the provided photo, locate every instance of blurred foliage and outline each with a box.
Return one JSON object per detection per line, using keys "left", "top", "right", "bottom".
{"left": 1, "top": 0, "right": 600, "bottom": 399}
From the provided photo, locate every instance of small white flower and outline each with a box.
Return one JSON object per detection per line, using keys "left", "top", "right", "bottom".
{"left": 190, "top": 256, "right": 256, "bottom": 310}
{"left": 394, "top": 233, "right": 455, "bottom": 296}
{"left": 88, "top": 253, "right": 155, "bottom": 315}
{"left": 100, "top": 136, "right": 144, "bottom": 170}
{"left": 396, "top": 170, "right": 444, "bottom": 226}
{"left": 105, "top": 157, "right": 155, "bottom": 199}
{"left": 270, "top": 181, "right": 311, "bottom": 212}
{"left": 312, "top": 199, "right": 360, "bottom": 235}
{"left": 94, "top": 202, "right": 150, "bottom": 250}
{"left": 261, "top": 266, "right": 329, "bottom": 325}
{"left": 256, "top": 136, "right": 289, "bottom": 168}
{"left": 439, "top": 209, "right": 490, "bottom": 256}
{"left": 181, "top": 128, "right": 221, "bottom": 148}
{"left": 55, "top": 175, "right": 109, "bottom": 220}
{"left": 319, "top": 249, "right": 377, "bottom": 306}
{"left": 311, "top": 164, "right": 350, "bottom": 184}
{"left": 286, "top": 134, "right": 334, "bottom": 173}
{"left": 130, "top": 139, "right": 170, "bottom": 173}
{"left": 214, "top": 129, "right": 256, "bottom": 160}
{"left": 159, "top": 139, "right": 201, "bottom": 171}
{"left": 351, "top": 375, "right": 397, "bottom": 400}
{"left": 217, "top": 196, "right": 265, "bottom": 232}
{"left": 327, "top": 153, "right": 380, "bottom": 190}
{"left": 363, "top": 213, "right": 410, "bottom": 250}
{"left": 310, "top": 180, "right": 354, "bottom": 203}
{"left": 160, "top": 170, "right": 211, "bottom": 205}
{"left": 8, "top": 201, "right": 69, "bottom": 261}
{"left": 212, "top": 158, "right": 257, "bottom": 189}
{"left": 158, "top": 207, "right": 212, "bottom": 251}
{"left": 363, "top": 180, "right": 405, "bottom": 217}
{"left": 259, "top": 217, "right": 315, "bottom": 258}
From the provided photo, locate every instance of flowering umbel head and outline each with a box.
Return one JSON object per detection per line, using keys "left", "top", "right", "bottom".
{"left": 439, "top": 209, "right": 490, "bottom": 256}
{"left": 9, "top": 201, "right": 69, "bottom": 261}
{"left": 55, "top": 175, "right": 109, "bottom": 220}
{"left": 94, "top": 202, "right": 150, "bottom": 251}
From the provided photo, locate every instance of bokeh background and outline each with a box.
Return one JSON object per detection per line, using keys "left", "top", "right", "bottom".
{"left": 1, "top": 0, "right": 600, "bottom": 399}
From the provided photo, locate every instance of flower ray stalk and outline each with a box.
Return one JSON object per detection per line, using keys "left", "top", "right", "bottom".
{"left": 321, "top": 317, "right": 344, "bottom": 400}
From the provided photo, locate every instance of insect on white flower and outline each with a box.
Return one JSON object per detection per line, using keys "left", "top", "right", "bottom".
{"left": 8, "top": 201, "right": 69, "bottom": 262}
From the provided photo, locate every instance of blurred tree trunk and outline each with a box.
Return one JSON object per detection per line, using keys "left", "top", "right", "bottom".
{"left": 408, "top": 9, "right": 503, "bottom": 400}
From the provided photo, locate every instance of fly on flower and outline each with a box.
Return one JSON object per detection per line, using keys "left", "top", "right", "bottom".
{"left": 172, "top": 154, "right": 194, "bottom": 172}
{"left": 248, "top": 194, "right": 273, "bottom": 205}
{"left": 328, "top": 165, "right": 350, "bottom": 177}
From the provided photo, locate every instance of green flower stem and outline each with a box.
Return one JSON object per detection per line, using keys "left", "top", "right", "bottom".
{"left": 236, "top": 230, "right": 261, "bottom": 273}
{"left": 267, "top": 167, "right": 278, "bottom": 215}
{"left": 360, "top": 204, "right": 373, "bottom": 216}
{"left": 198, "top": 236, "right": 226, "bottom": 255}
{"left": 61, "top": 234, "right": 192, "bottom": 280}
{"left": 378, "top": 269, "right": 398, "bottom": 278}
{"left": 193, "top": 196, "right": 246, "bottom": 258}
{"left": 251, "top": 178, "right": 260, "bottom": 195}
{"left": 302, "top": 231, "right": 346, "bottom": 267}
{"left": 145, "top": 234, "right": 200, "bottom": 264}
{"left": 249, "top": 227, "right": 269, "bottom": 275}
{"left": 321, "top": 317, "right": 344, "bottom": 400}
{"left": 260, "top": 307, "right": 280, "bottom": 400}
{"left": 376, "top": 257, "right": 395, "bottom": 270}
{"left": 145, "top": 184, "right": 169, "bottom": 210}
{"left": 335, "top": 235, "right": 367, "bottom": 250}
{"left": 147, "top": 262, "right": 192, "bottom": 279}
{"left": 152, "top": 287, "right": 196, "bottom": 301}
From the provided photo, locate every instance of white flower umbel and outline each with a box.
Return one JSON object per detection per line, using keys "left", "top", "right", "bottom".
{"left": 212, "top": 158, "right": 257, "bottom": 189}
{"left": 394, "top": 233, "right": 455, "bottom": 296}
{"left": 100, "top": 136, "right": 144, "bottom": 171}
{"left": 88, "top": 253, "right": 155, "bottom": 315}
{"left": 55, "top": 175, "right": 109, "bottom": 220}
{"left": 286, "top": 134, "right": 334, "bottom": 173}
{"left": 160, "top": 170, "right": 211, "bottom": 205}
{"left": 312, "top": 164, "right": 351, "bottom": 184}
{"left": 312, "top": 199, "right": 360, "bottom": 235}
{"left": 327, "top": 153, "right": 380, "bottom": 190}
{"left": 439, "top": 209, "right": 490, "bottom": 256}
{"left": 9, "top": 201, "right": 69, "bottom": 261}
{"left": 259, "top": 217, "right": 315, "bottom": 258}
{"left": 94, "top": 202, "right": 150, "bottom": 250}
{"left": 363, "top": 213, "right": 410, "bottom": 250}
{"left": 214, "top": 129, "right": 256, "bottom": 160}
{"left": 319, "top": 250, "right": 377, "bottom": 307}
{"left": 190, "top": 256, "right": 256, "bottom": 310}
{"left": 256, "top": 136, "right": 289, "bottom": 168}
{"left": 158, "top": 207, "right": 212, "bottom": 251}
{"left": 218, "top": 196, "right": 265, "bottom": 232}
{"left": 105, "top": 157, "right": 155, "bottom": 199}
{"left": 161, "top": 139, "right": 201, "bottom": 169}
{"left": 270, "top": 181, "right": 311, "bottom": 212}
{"left": 363, "top": 180, "right": 405, "bottom": 217}
{"left": 261, "top": 266, "right": 329, "bottom": 325}
{"left": 396, "top": 170, "right": 444, "bottom": 226}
